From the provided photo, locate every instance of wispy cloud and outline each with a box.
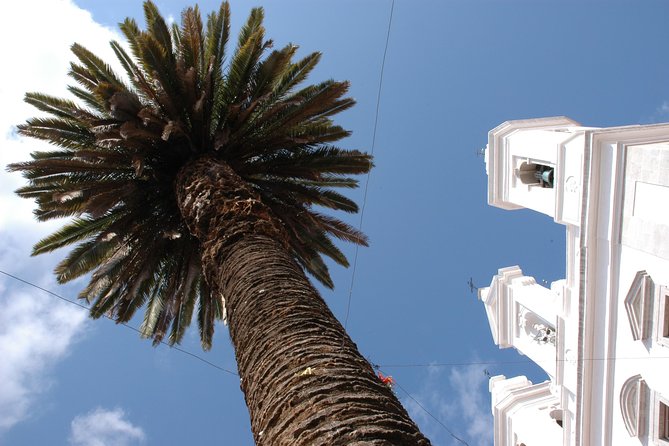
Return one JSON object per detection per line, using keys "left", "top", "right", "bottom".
{"left": 650, "top": 101, "right": 669, "bottom": 122}
{"left": 447, "top": 364, "right": 493, "bottom": 445}
{"left": 659, "top": 102, "right": 669, "bottom": 115}
{"left": 0, "top": 0, "right": 122, "bottom": 436}
{"left": 0, "top": 281, "right": 87, "bottom": 433}
{"left": 0, "top": 0, "right": 121, "bottom": 232}
{"left": 69, "top": 407, "right": 146, "bottom": 446}
{"left": 640, "top": 100, "right": 669, "bottom": 124}
{"left": 401, "top": 361, "right": 492, "bottom": 446}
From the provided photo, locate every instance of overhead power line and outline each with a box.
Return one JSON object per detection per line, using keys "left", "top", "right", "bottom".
{"left": 344, "top": 0, "right": 395, "bottom": 330}
{"left": 394, "top": 380, "right": 470, "bottom": 445}
{"left": 0, "top": 269, "right": 238, "bottom": 376}
{"left": 4, "top": 267, "right": 666, "bottom": 377}
{"left": 378, "top": 355, "right": 669, "bottom": 369}
{"left": 372, "top": 364, "right": 470, "bottom": 446}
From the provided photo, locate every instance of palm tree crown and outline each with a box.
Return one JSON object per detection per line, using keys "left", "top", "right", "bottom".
{"left": 9, "top": 1, "right": 371, "bottom": 349}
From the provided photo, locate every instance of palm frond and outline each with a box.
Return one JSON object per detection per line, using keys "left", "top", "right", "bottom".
{"left": 55, "top": 237, "right": 125, "bottom": 283}
{"left": 24, "top": 92, "right": 99, "bottom": 121}
{"left": 143, "top": 1, "right": 173, "bottom": 58}
{"left": 273, "top": 51, "right": 321, "bottom": 99}
{"left": 15, "top": 118, "right": 94, "bottom": 151}
{"left": 70, "top": 43, "right": 128, "bottom": 92}
{"left": 309, "top": 211, "right": 369, "bottom": 246}
{"left": 33, "top": 214, "right": 117, "bottom": 254}
{"left": 179, "top": 6, "right": 204, "bottom": 77}
{"left": 197, "top": 281, "right": 217, "bottom": 350}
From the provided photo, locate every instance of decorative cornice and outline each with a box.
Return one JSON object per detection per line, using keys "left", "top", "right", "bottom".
{"left": 480, "top": 266, "right": 524, "bottom": 347}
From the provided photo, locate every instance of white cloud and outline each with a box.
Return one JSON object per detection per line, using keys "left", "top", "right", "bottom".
{"left": 660, "top": 102, "right": 669, "bottom": 114}
{"left": 1, "top": 0, "right": 120, "bottom": 127}
{"left": 642, "top": 100, "right": 669, "bottom": 124}
{"left": 649, "top": 101, "right": 669, "bottom": 122}
{"left": 447, "top": 364, "right": 493, "bottom": 445}
{"left": 0, "top": 282, "right": 87, "bottom": 433}
{"left": 69, "top": 407, "right": 146, "bottom": 446}
{"left": 0, "top": 0, "right": 122, "bottom": 231}
{"left": 402, "top": 362, "right": 492, "bottom": 446}
{"left": 0, "top": 0, "right": 123, "bottom": 436}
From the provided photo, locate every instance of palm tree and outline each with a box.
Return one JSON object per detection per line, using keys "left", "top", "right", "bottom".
{"left": 9, "top": 2, "right": 431, "bottom": 444}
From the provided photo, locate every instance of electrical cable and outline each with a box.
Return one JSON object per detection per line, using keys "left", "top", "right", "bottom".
{"left": 343, "top": 0, "right": 395, "bottom": 330}
{"left": 378, "top": 355, "right": 669, "bottom": 369}
{"left": 5, "top": 267, "right": 666, "bottom": 377}
{"left": 0, "top": 269, "right": 238, "bottom": 376}
{"left": 393, "top": 379, "right": 470, "bottom": 446}
{"left": 372, "top": 363, "right": 470, "bottom": 446}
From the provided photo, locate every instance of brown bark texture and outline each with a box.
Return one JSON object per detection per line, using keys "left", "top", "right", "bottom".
{"left": 176, "top": 156, "right": 431, "bottom": 445}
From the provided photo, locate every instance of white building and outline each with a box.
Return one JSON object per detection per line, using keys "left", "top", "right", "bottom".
{"left": 479, "top": 117, "right": 669, "bottom": 446}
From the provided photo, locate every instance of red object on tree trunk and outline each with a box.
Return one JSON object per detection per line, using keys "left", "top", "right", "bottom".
{"left": 378, "top": 371, "right": 394, "bottom": 387}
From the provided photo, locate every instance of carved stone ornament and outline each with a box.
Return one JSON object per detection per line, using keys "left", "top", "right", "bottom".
{"left": 624, "top": 271, "right": 653, "bottom": 341}
{"left": 620, "top": 374, "right": 647, "bottom": 437}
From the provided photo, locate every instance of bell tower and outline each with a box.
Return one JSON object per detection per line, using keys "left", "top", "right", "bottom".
{"left": 485, "top": 116, "right": 593, "bottom": 226}
{"left": 478, "top": 266, "right": 564, "bottom": 378}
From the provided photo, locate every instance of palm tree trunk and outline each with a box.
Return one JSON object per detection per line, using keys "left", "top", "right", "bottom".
{"left": 176, "top": 156, "right": 431, "bottom": 445}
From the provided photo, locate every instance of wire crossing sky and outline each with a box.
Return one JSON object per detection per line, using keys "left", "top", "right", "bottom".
{"left": 344, "top": 0, "right": 395, "bottom": 331}
{"left": 5, "top": 267, "right": 665, "bottom": 373}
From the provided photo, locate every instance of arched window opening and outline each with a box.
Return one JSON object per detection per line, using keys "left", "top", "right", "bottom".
{"left": 517, "top": 162, "right": 554, "bottom": 188}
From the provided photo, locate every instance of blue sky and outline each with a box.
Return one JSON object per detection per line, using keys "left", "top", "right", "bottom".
{"left": 1, "top": 1, "right": 669, "bottom": 445}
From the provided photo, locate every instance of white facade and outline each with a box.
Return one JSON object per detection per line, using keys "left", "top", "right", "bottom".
{"left": 480, "top": 117, "right": 669, "bottom": 446}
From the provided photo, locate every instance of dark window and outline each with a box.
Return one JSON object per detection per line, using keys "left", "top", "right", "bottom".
{"left": 660, "top": 401, "right": 669, "bottom": 440}
{"left": 663, "top": 294, "right": 669, "bottom": 339}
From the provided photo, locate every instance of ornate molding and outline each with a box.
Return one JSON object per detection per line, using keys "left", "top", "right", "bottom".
{"left": 624, "top": 271, "right": 654, "bottom": 341}
{"left": 620, "top": 374, "right": 648, "bottom": 437}
{"left": 480, "top": 266, "right": 524, "bottom": 348}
